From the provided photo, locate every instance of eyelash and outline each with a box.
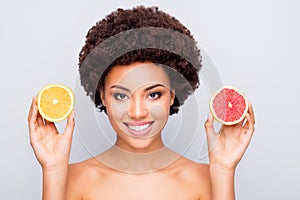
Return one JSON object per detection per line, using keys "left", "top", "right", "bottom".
{"left": 113, "top": 93, "right": 128, "bottom": 101}
{"left": 112, "top": 91, "right": 162, "bottom": 101}
{"left": 148, "top": 92, "right": 162, "bottom": 100}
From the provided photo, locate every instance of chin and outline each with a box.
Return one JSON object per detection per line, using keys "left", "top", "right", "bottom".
{"left": 119, "top": 134, "right": 163, "bottom": 153}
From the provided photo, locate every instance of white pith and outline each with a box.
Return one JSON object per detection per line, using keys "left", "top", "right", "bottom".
{"left": 53, "top": 99, "right": 59, "bottom": 104}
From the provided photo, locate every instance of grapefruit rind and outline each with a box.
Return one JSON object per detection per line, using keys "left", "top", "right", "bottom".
{"left": 209, "top": 86, "right": 248, "bottom": 125}
{"left": 37, "top": 83, "right": 74, "bottom": 122}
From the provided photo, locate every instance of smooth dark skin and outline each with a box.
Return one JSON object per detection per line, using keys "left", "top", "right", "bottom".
{"left": 28, "top": 62, "right": 255, "bottom": 200}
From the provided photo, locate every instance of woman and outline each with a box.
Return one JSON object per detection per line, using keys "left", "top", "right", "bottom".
{"left": 28, "top": 6, "right": 255, "bottom": 200}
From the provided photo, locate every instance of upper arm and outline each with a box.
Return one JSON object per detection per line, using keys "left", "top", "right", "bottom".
{"left": 191, "top": 163, "right": 212, "bottom": 200}
{"left": 66, "top": 164, "right": 83, "bottom": 200}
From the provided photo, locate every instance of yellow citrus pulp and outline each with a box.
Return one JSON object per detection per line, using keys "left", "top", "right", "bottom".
{"left": 37, "top": 83, "right": 74, "bottom": 122}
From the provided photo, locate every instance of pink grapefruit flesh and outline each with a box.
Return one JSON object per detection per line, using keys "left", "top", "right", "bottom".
{"left": 210, "top": 86, "right": 248, "bottom": 125}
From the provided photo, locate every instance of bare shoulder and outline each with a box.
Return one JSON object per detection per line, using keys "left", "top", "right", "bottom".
{"left": 66, "top": 157, "right": 107, "bottom": 199}
{"left": 68, "top": 157, "right": 101, "bottom": 179}
{"left": 174, "top": 156, "right": 210, "bottom": 181}
{"left": 169, "top": 156, "right": 211, "bottom": 198}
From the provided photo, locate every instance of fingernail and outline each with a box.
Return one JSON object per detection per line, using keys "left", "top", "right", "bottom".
{"left": 208, "top": 113, "right": 212, "bottom": 120}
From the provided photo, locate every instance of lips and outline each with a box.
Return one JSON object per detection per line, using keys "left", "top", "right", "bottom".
{"left": 123, "top": 121, "right": 154, "bottom": 136}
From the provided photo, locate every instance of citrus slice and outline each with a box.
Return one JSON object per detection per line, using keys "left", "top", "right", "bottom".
{"left": 37, "top": 83, "right": 74, "bottom": 122}
{"left": 209, "top": 86, "right": 248, "bottom": 125}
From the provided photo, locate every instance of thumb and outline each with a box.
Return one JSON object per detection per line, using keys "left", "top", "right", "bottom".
{"left": 204, "top": 113, "right": 217, "bottom": 142}
{"left": 64, "top": 110, "right": 75, "bottom": 141}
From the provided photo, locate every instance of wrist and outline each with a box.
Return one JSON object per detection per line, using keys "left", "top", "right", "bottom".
{"left": 210, "top": 163, "right": 236, "bottom": 176}
{"left": 209, "top": 163, "right": 236, "bottom": 200}
{"left": 42, "top": 164, "right": 68, "bottom": 175}
{"left": 42, "top": 164, "right": 68, "bottom": 200}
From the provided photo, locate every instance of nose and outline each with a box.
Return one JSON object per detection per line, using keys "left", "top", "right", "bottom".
{"left": 128, "top": 97, "right": 148, "bottom": 119}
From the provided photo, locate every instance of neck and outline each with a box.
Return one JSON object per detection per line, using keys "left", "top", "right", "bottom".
{"left": 97, "top": 145, "right": 180, "bottom": 173}
{"left": 115, "top": 135, "right": 165, "bottom": 153}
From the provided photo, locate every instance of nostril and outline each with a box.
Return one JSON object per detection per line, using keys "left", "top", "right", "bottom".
{"left": 128, "top": 100, "right": 148, "bottom": 119}
{"left": 128, "top": 108, "right": 148, "bottom": 118}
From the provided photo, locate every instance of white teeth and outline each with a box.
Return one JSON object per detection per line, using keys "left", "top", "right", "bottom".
{"left": 128, "top": 123, "right": 150, "bottom": 132}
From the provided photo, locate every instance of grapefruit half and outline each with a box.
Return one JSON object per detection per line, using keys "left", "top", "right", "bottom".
{"left": 209, "top": 86, "right": 248, "bottom": 125}
{"left": 37, "top": 83, "right": 74, "bottom": 122}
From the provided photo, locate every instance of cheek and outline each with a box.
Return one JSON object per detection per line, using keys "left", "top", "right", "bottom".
{"left": 149, "top": 103, "right": 169, "bottom": 121}
{"left": 108, "top": 100, "right": 128, "bottom": 121}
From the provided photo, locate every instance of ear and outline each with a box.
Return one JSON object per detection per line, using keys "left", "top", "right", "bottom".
{"left": 170, "top": 90, "right": 176, "bottom": 106}
{"left": 100, "top": 89, "right": 106, "bottom": 106}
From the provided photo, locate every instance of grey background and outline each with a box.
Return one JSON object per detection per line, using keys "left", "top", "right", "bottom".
{"left": 1, "top": 0, "right": 299, "bottom": 199}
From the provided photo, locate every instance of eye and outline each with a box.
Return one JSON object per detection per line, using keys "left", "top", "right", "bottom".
{"left": 113, "top": 93, "right": 128, "bottom": 101}
{"left": 148, "top": 92, "right": 161, "bottom": 100}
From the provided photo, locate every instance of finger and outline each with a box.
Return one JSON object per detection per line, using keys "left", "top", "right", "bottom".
{"left": 28, "top": 96, "right": 38, "bottom": 131}
{"left": 37, "top": 112, "right": 45, "bottom": 126}
{"left": 242, "top": 102, "right": 255, "bottom": 130}
{"left": 221, "top": 119, "right": 245, "bottom": 141}
{"left": 63, "top": 110, "right": 75, "bottom": 141}
{"left": 28, "top": 96, "right": 37, "bottom": 124}
{"left": 204, "top": 113, "right": 217, "bottom": 141}
{"left": 229, "top": 118, "right": 245, "bottom": 128}
{"left": 248, "top": 102, "right": 255, "bottom": 125}
{"left": 240, "top": 113, "right": 255, "bottom": 146}
{"left": 29, "top": 95, "right": 44, "bottom": 127}
{"left": 28, "top": 97, "right": 40, "bottom": 143}
{"left": 44, "top": 119, "right": 58, "bottom": 131}
{"left": 245, "top": 112, "right": 255, "bottom": 134}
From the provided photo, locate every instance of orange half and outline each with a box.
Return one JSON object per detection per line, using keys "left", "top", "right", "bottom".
{"left": 37, "top": 83, "right": 74, "bottom": 122}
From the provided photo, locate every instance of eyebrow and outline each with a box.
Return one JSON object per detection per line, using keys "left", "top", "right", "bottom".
{"left": 110, "top": 84, "right": 166, "bottom": 92}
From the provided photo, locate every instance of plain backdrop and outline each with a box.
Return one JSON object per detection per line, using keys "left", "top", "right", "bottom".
{"left": 1, "top": 0, "right": 300, "bottom": 199}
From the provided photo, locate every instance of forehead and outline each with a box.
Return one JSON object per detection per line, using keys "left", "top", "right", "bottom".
{"left": 105, "top": 62, "right": 171, "bottom": 89}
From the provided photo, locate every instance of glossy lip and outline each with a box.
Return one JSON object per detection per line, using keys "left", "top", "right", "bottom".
{"left": 123, "top": 121, "right": 154, "bottom": 137}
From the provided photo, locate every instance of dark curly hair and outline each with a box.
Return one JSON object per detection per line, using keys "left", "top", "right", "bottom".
{"left": 79, "top": 6, "right": 202, "bottom": 115}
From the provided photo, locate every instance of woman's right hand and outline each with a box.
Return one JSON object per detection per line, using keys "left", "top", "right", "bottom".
{"left": 27, "top": 96, "right": 75, "bottom": 171}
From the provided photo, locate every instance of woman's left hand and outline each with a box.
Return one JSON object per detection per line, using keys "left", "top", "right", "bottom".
{"left": 204, "top": 102, "right": 255, "bottom": 170}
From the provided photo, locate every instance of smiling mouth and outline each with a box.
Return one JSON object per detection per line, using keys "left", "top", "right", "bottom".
{"left": 123, "top": 121, "right": 154, "bottom": 132}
